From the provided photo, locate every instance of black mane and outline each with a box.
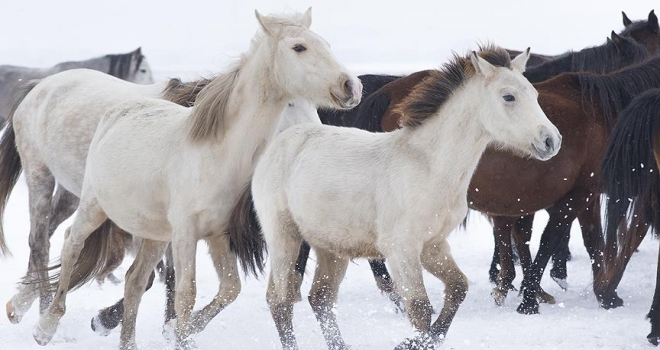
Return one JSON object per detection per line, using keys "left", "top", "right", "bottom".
{"left": 525, "top": 35, "right": 649, "bottom": 83}
{"left": 575, "top": 56, "right": 660, "bottom": 128}
{"left": 106, "top": 50, "right": 142, "bottom": 80}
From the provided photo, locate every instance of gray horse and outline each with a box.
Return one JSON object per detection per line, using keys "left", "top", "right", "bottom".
{"left": 0, "top": 47, "right": 153, "bottom": 125}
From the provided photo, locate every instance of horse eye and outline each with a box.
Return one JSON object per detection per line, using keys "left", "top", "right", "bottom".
{"left": 139, "top": 69, "right": 147, "bottom": 73}
{"left": 503, "top": 94, "right": 515, "bottom": 102}
{"left": 293, "top": 44, "right": 307, "bottom": 53}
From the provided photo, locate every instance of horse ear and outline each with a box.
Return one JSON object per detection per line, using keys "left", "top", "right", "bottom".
{"left": 255, "top": 10, "right": 274, "bottom": 35}
{"left": 134, "top": 47, "right": 142, "bottom": 56}
{"left": 622, "top": 11, "right": 633, "bottom": 27}
{"left": 610, "top": 31, "right": 624, "bottom": 45}
{"left": 649, "top": 10, "right": 659, "bottom": 33}
{"left": 510, "top": 47, "right": 530, "bottom": 73}
{"left": 470, "top": 51, "right": 495, "bottom": 77}
{"left": 302, "top": 7, "right": 312, "bottom": 29}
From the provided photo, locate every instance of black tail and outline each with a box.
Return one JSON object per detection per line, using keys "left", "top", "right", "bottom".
{"left": 226, "top": 184, "right": 267, "bottom": 278}
{"left": 598, "top": 88, "right": 660, "bottom": 289}
{"left": 0, "top": 80, "right": 40, "bottom": 256}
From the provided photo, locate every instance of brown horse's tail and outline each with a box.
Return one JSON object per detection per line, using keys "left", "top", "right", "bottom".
{"left": 226, "top": 184, "right": 267, "bottom": 278}
{"left": 0, "top": 81, "right": 40, "bottom": 256}
{"left": 596, "top": 89, "right": 660, "bottom": 291}
{"left": 41, "top": 220, "right": 118, "bottom": 291}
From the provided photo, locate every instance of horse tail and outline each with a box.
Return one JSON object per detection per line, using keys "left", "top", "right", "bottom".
{"left": 597, "top": 88, "right": 660, "bottom": 290}
{"left": 226, "top": 184, "right": 267, "bottom": 278}
{"left": 0, "top": 80, "right": 40, "bottom": 256}
{"left": 43, "top": 220, "right": 117, "bottom": 291}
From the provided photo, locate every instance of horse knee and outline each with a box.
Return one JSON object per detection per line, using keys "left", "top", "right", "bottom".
{"left": 407, "top": 298, "right": 433, "bottom": 332}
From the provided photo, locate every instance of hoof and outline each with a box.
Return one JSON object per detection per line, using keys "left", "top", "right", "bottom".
{"left": 33, "top": 322, "right": 55, "bottom": 346}
{"left": 6, "top": 300, "right": 23, "bottom": 324}
{"left": 163, "top": 319, "right": 176, "bottom": 342}
{"left": 551, "top": 276, "right": 569, "bottom": 291}
{"left": 536, "top": 291, "right": 556, "bottom": 305}
{"left": 491, "top": 288, "right": 507, "bottom": 306}
{"left": 394, "top": 333, "right": 442, "bottom": 350}
{"left": 175, "top": 338, "right": 197, "bottom": 350}
{"left": 648, "top": 334, "right": 660, "bottom": 346}
{"left": 516, "top": 302, "right": 539, "bottom": 315}
{"left": 598, "top": 293, "right": 624, "bottom": 309}
{"left": 91, "top": 315, "right": 112, "bottom": 336}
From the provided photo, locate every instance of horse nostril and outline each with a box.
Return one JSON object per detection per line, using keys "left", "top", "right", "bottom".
{"left": 343, "top": 80, "right": 353, "bottom": 97}
{"left": 544, "top": 136, "right": 553, "bottom": 151}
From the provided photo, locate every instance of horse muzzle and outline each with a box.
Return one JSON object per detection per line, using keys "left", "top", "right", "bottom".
{"left": 532, "top": 127, "right": 562, "bottom": 161}
{"left": 332, "top": 76, "right": 363, "bottom": 109}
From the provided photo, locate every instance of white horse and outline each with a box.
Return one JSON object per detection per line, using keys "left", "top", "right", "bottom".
{"left": 28, "top": 9, "right": 361, "bottom": 349}
{"left": 233, "top": 45, "right": 562, "bottom": 349}
{"left": 0, "top": 68, "right": 319, "bottom": 334}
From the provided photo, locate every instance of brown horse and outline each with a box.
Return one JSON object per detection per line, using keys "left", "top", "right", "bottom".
{"left": 599, "top": 88, "right": 660, "bottom": 345}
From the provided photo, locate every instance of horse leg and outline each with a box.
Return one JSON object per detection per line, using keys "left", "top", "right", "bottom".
{"left": 264, "top": 211, "right": 304, "bottom": 350}
{"left": 308, "top": 249, "right": 350, "bottom": 350}
{"left": 47, "top": 185, "right": 79, "bottom": 238}
{"left": 293, "top": 241, "right": 311, "bottom": 301}
{"left": 381, "top": 245, "right": 432, "bottom": 349}
{"left": 178, "top": 234, "right": 241, "bottom": 337}
{"left": 423, "top": 240, "right": 468, "bottom": 347}
{"left": 550, "top": 214, "right": 572, "bottom": 290}
{"left": 517, "top": 195, "right": 591, "bottom": 315}
{"left": 509, "top": 214, "right": 553, "bottom": 304}
{"left": 118, "top": 239, "right": 168, "bottom": 350}
{"left": 491, "top": 216, "right": 516, "bottom": 306}
{"left": 33, "top": 197, "right": 107, "bottom": 345}
{"left": 169, "top": 230, "right": 199, "bottom": 349}
{"left": 91, "top": 270, "right": 156, "bottom": 336}
{"left": 164, "top": 244, "right": 176, "bottom": 323}
{"left": 647, "top": 240, "right": 660, "bottom": 345}
{"left": 489, "top": 230, "right": 501, "bottom": 284}
{"left": 6, "top": 164, "right": 55, "bottom": 324}
{"left": 368, "top": 259, "right": 405, "bottom": 313}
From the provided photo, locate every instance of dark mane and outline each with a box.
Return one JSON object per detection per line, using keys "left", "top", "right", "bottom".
{"left": 398, "top": 45, "right": 511, "bottom": 128}
{"left": 620, "top": 20, "right": 654, "bottom": 37}
{"left": 106, "top": 50, "right": 142, "bottom": 80}
{"left": 318, "top": 74, "right": 400, "bottom": 130}
{"left": 575, "top": 56, "right": 660, "bottom": 128}
{"left": 524, "top": 35, "right": 649, "bottom": 83}
{"left": 162, "top": 77, "right": 214, "bottom": 107}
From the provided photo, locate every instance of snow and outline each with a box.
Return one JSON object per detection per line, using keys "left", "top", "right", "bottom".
{"left": 0, "top": 0, "right": 659, "bottom": 349}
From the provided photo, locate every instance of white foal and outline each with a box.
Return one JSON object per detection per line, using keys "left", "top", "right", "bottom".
{"left": 238, "top": 45, "right": 562, "bottom": 350}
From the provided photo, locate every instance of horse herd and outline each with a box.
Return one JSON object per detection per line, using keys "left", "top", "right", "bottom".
{"left": 0, "top": 7, "right": 659, "bottom": 350}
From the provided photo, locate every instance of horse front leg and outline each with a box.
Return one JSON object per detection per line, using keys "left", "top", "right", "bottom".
{"left": 491, "top": 216, "right": 516, "bottom": 306}
{"left": 423, "top": 241, "right": 468, "bottom": 347}
{"left": 309, "top": 249, "right": 350, "bottom": 350}
{"left": 180, "top": 233, "right": 241, "bottom": 336}
{"left": 118, "top": 239, "right": 168, "bottom": 350}
{"left": 170, "top": 232, "right": 199, "bottom": 350}
{"left": 648, "top": 239, "right": 660, "bottom": 345}
{"left": 368, "top": 259, "right": 405, "bottom": 313}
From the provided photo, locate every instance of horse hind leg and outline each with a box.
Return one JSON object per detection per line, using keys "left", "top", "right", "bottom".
{"left": 369, "top": 259, "right": 405, "bottom": 313}
{"left": 47, "top": 185, "right": 79, "bottom": 238}
{"left": 6, "top": 164, "right": 55, "bottom": 324}
{"left": 263, "top": 210, "right": 304, "bottom": 350}
{"left": 118, "top": 239, "right": 169, "bottom": 350}
{"left": 309, "top": 249, "right": 350, "bottom": 350}
{"left": 33, "top": 196, "right": 107, "bottom": 345}
{"left": 491, "top": 216, "right": 516, "bottom": 306}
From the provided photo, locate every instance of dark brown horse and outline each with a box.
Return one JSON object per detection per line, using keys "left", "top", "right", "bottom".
{"left": 599, "top": 88, "right": 660, "bottom": 345}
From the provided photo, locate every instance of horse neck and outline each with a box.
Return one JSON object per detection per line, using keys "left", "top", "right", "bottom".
{"left": 524, "top": 53, "right": 572, "bottom": 83}
{"left": 397, "top": 81, "right": 490, "bottom": 193}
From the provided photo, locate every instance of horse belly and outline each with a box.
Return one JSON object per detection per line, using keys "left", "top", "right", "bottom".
{"left": 302, "top": 227, "right": 381, "bottom": 258}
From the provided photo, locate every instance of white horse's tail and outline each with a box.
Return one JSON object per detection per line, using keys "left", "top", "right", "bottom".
{"left": 226, "top": 184, "right": 267, "bottom": 278}
{"left": 0, "top": 80, "right": 40, "bottom": 257}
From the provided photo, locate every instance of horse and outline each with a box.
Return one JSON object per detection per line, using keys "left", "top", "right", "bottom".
{"left": 598, "top": 88, "right": 660, "bottom": 345}
{"left": 0, "top": 47, "right": 153, "bottom": 125}
{"left": 229, "top": 45, "right": 561, "bottom": 350}
{"left": 22, "top": 9, "right": 361, "bottom": 349}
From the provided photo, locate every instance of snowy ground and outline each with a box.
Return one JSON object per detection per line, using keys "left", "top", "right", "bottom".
{"left": 1, "top": 0, "right": 660, "bottom": 349}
